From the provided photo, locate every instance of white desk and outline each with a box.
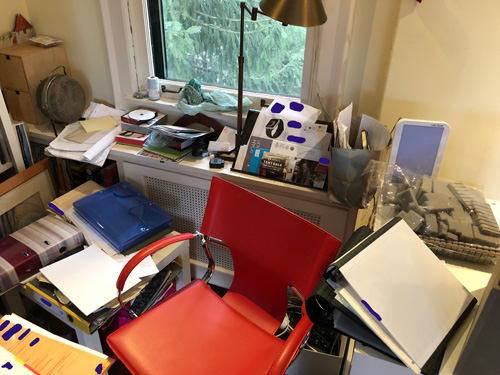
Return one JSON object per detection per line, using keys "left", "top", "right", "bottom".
{"left": 343, "top": 259, "right": 494, "bottom": 375}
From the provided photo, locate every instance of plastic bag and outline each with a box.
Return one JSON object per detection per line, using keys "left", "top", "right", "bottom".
{"left": 328, "top": 148, "right": 389, "bottom": 209}
{"left": 176, "top": 78, "right": 252, "bottom": 115}
{"left": 375, "top": 165, "right": 500, "bottom": 264}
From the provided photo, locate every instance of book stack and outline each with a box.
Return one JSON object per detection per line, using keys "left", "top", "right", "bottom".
{"left": 115, "top": 131, "right": 150, "bottom": 147}
{"left": 120, "top": 107, "right": 168, "bottom": 134}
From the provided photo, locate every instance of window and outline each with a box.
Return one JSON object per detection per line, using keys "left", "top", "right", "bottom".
{"left": 148, "top": 0, "right": 306, "bottom": 97}
{"left": 99, "top": 0, "right": 356, "bottom": 118}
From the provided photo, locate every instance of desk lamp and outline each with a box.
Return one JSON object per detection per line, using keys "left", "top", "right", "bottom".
{"left": 236, "top": 0, "right": 328, "bottom": 148}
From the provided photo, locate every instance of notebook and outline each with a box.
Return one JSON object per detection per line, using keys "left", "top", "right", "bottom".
{"left": 323, "top": 217, "right": 476, "bottom": 375}
{"left": 73, "top": 181, "right": 173, "bottom": 252}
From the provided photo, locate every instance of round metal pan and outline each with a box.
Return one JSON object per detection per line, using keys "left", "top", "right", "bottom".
{"left": 36, "top": 65, "right": 86, "bottom": 124}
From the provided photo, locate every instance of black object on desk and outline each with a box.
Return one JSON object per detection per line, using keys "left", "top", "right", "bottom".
{"left": 209, "top": 158, "right": 225, "bottom": 169}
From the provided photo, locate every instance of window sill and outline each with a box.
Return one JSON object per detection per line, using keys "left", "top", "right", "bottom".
{"left": 124, "top": 94, "right": 243, "bottom": 128}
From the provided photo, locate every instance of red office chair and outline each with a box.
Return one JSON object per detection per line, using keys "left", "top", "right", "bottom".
{"left": 107, "top": 177, "right": 341, "bottom": 375}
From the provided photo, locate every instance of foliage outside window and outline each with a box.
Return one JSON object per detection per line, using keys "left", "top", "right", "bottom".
{"left": 152, "top": 0, "right": 307, "bottom": 97}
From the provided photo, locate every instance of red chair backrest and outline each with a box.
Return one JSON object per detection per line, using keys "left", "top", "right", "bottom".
{"left": 200, "top": 177, "right": 341, "bottom": 324}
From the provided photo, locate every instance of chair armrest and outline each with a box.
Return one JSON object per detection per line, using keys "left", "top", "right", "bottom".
{"left": 116, "top": 233, "right": 195, "bottom": 292}
{"left": 268, "top": 304, "right": 314, "bottom": 375}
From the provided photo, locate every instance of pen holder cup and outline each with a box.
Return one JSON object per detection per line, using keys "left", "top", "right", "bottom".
{"left": 328, "top": 147, "right": 389, "bottom": 208}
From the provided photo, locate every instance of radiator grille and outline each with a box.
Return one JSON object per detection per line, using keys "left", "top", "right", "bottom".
{"left": 144, "top": 176, "right": 322, "bottom": 271}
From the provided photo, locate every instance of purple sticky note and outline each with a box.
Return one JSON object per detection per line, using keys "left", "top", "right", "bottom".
{"left": 319, "top": 158, "right": 330, "bottom": 165}
{"left": 270, "top": 102, "right": 285, "bottom": 114}
{"left": 287, "top": 135, "right": 306, "bottom": 144}
{"left": 288, "top": 121, "right": 302, "bottom": 129}
{"left": 290, "top": 101, "right": 304, "bottom": 112}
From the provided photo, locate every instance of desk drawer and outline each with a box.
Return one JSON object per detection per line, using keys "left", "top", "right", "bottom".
{"left": 3, "top": 88, "right": 49, "bottom": 125}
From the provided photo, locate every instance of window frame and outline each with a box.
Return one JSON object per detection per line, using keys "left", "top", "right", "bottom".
{"left": 99, "top": 0, "right": 357, "bottom": 126}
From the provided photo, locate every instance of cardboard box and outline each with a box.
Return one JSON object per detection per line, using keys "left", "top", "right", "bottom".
{"left": 0, "top": 43, "right": 70, "bottom": 125}
{"left": 2, "top": 88, "right": 48, "bottom": 125}
{"left": 0, "top": 43, "right": 70, "bottom": 93}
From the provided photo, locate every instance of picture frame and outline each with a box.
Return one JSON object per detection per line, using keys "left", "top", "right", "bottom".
{"left": 0, "top": 158, "right": 57, "bottom": 237}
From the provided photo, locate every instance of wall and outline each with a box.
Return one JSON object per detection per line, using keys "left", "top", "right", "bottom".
{"left": 0, "top": 1, "right": 29, "bottom": 35}
{"left": 341, "top": 0, "right": 400, "bottom": 120}
{"left": 24, "top": 0, "right": 113, "bottom": 106}
{"left": 0, "top": 0, "right": 114, "bottom": 107}
{"left": 344, "top": 0, "right": 500, "bottom": 200}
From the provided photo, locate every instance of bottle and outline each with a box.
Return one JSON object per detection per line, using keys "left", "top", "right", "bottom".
{"left": 147, "top": 76, "right": 160, "bottom": 101}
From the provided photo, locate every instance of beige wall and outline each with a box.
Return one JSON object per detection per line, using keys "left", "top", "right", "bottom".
{"left": 344, "top": 0, "right": 500, "bottom": 200}
{"left": 342, "top": 0, "right": 400, "bottom": 120}
{"left": 24, "top": 0, "right": 113, "bottom": 106}
{"left": 0, "top": 0, "right": 113, "bottom": 106}
{"left": 0, "top": 1, "right": 29, "bottom": 35}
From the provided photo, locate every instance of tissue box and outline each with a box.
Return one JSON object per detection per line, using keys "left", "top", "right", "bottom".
{"left": 0, "top": 215, "right": 84, "bottom": 292}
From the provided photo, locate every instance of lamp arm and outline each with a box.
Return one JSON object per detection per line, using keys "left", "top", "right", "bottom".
{"left": 237, "top": 2, "right": 263, "bottom": 149}
{"left": 241, "top": 3, "right": 263, "bottom": 20}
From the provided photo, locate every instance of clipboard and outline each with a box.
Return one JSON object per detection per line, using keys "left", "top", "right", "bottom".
{"left": 321, "top": 217, "right": 477, "bottom": 375}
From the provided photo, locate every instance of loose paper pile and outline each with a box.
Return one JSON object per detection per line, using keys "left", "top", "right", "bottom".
{"left": 40, "top": 245, "right": 158, "bottom": 316}
{"left": 45, "top": 102, "right": 125, "bottom": 166}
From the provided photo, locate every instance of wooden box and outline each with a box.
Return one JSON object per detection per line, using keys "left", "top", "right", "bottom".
{"left": 0, "top": 43, "right": 70, "bottom": 92}
{"left": 2, "top": 88, "right": 47, "bottom": 125}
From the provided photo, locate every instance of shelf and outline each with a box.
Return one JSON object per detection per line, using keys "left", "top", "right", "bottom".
{"left": 0, "top": 161, "right": 13, "bottom": 174}
{"left": 27, "top": 122, "right": 64, "bottom": 145}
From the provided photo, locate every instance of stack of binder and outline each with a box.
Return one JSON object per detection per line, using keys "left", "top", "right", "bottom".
{"left": 73, "top": 181, "right": 173, "bottom": 253}
{"left": 307, "top": 217, "right": 477, "bottom": 375}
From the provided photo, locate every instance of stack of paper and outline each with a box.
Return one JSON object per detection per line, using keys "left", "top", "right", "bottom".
{"left": 0, "top": 314, "right": 114, "bottom": 373}
{"left": 45, "top": 102, "right": 125, "bottom": 166}
{"left": 323, "top": 218, "right": 477, "bottom": 375}
{"left": 40, "top": 245, "right": 158, "bottom": 316}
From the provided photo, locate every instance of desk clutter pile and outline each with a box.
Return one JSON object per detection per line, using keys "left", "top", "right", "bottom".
{"left": 0, "top": 178, "right": 186, "bottom": 373}
{"left": 1, "top": 180, "right": 181, "bottom": 337}
{"left": 375, "top": 169, "right": 500, "bottom": 265}
{"left": 44, "top": 102, "right": 218, "bottom": 167}
{"left": 117, "top": 107, "right": 217, "bottom": 162}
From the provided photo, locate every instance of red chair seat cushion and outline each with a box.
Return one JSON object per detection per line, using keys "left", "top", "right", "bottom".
{"left": 223, "top": 291, "right": 281, "bottom": 334}
{"left": 107, "top": 279, "right": 286, "bottom": 375}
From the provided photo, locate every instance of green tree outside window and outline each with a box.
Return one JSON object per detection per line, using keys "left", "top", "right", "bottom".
{"left": 160, "top": 0, "right": 306, "bottom": 97}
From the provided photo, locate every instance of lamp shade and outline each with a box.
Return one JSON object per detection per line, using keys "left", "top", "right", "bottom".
{"left": 259, "top": 0, "right": 327, "bottom": 27}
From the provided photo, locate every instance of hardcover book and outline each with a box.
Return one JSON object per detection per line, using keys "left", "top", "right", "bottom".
{"left": 116, "top": 131, "right": 150, "bottom": 147}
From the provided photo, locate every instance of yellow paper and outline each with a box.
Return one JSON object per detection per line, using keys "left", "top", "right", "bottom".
{"left": 79, "top": 116, "right": 117, "bottom": 132}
